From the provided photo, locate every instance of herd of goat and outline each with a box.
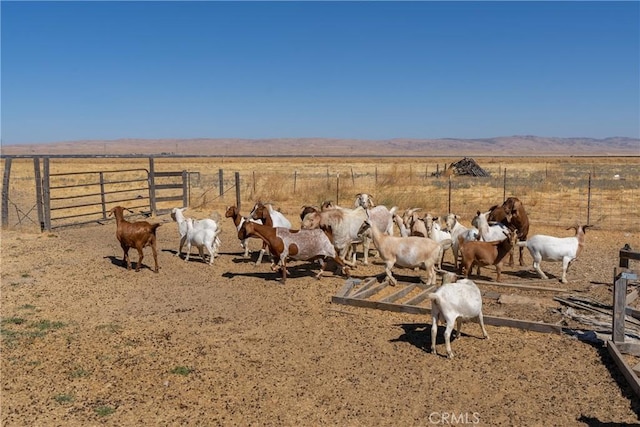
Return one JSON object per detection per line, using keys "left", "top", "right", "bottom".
{"left": 107, "top": 194, "right": 590, "bottom": 357}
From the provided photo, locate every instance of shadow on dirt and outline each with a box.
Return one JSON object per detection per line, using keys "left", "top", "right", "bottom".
{"left": 391, "top": 322, "right": 498, "bottom": 359}
{"left": 104, "top": 255, "right": 156, "bottom": 272}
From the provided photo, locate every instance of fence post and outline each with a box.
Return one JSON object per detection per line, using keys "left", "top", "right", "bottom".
{"left": 351, "top": 167, "right": 355, "bottom": 186}
{"left": 613, "top": 269, "right": 628, "bottom": 344}
{"left": 182, "top": 170, "right": 189, "bottom": 207}
{"left": 294, "top": 171, "right": 297, "bottom": 194}
{"left": 587, "top": 172, "right": 592, "bottom": 225}
{"left": 503, "top": 168, "right": 507, "bottom": 202}
{"left": 253, "top": 171, "right": 256, "bottom": 194}
{"left": 219, "top": 169, "right": 224, "bottom": 197}
{"left": 43, "top": 157, "right": 51, "bottom": 231}
{"left": 375, "top": 167, "right": 378, "bottom": 185}
{"left": 448, "top": 175, "right": 452, "bottom": 213}
{"left": 336, "top": 173, "right": 340, "bottom": 205}
{"left": 148, "top": 157, "right": 157, "bottom": 215}
{"left": 235, "top": 172, "right": 241, "bottom": 210}
{"left": 99, "top": 172, "right": 107, "bottom": 219}
{"left": 326, "top": 167, "right": 330, "bottom": 190}
{"left": 2, "top": 157, "right": 12, "bottom": 229}
{"left": 33, "top": 158, "right": 45, "bottom": 231}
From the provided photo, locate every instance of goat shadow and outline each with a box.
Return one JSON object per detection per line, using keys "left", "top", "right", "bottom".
{"left": 390, "top": 322, "right": 479, "bottom": 359}
{"left": 104, "top": 255, "right": 155, "bottom": 272}
{"left": 223, "top": 259, "right": 344, "bottom": 283}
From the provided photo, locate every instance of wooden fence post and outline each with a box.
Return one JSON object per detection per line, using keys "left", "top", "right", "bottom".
{"left": 99, "top": 172, "right": 107, "bottom": 218}
{"left": 43, "top": 157, "right": 51, "bottom": 231}
{"left": 219, "top": 169, "right": 224, "bottom": 198}
{"left": 148, "top": 157, "right": 157, "bottom": 215}
{"left": 2, "top": 157, "right": 12, "bottom": 229}
{"left": 182, "top": 170, "right": 189, "bottom": 207}
{"left": 235, "top": 172, "right": 241, "bottom": 210}
{"left": 32, "top": 158, "right": 44, "bottom": 231}
{"left": 587, "top": 172, "right": 592, "bottom": 225}
{"left": 614, "top": 245, "right": 640, "bottom": 343}
{"left": 294, "top": 171, "right": 297, "bottom": 194}
{"left": 503, "top": 168, "right": 507, "bottom": 203}
{"left": 336, "top": 173, "right": 340, "bottom": 206}
{"left": 448, "top": 175, "right": 452, "bottom": 213}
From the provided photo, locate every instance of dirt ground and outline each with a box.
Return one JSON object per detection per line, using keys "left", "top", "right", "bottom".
{"left": 2, "top": 208, "right": 640, "bottom": 426}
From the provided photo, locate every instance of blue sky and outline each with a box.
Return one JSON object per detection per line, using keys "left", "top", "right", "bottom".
{"left": 1, "top": 1, "right": 639, "bottom": 144}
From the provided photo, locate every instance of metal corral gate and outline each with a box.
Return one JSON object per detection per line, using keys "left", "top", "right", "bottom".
{"left": 34, "top": 157, "right": 187, "bottom": 230}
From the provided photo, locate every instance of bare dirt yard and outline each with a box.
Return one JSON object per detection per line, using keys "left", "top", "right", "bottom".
{"left": 2, "top": 209, "right": 640, "bottom": 426}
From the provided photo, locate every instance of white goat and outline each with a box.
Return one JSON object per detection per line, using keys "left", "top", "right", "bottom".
{"left": 171, "top": 207, "right": 221, "bottom": 259}
{"left": 393, "top": 213, "right": 410, "bottom": 237}
{"left": 184, "top": 217, "right": 222, "bottom": 265}
{"left": 354, "top": 193, "right": 376, "bottom": 209}
{"left": 472, "top": 210, "right": 510, "bottom": 243}
{"left": 445, "top": 213, "right": 480, "bottom": 271}
{"left": 429, "top": 272, "right": 489, "bottom": 359}
{"left": 517, "top": 225, "right": 591, "bottom": 283}
{"left": 358, "top": 218, "right": 442, "bottom": 286}
{"left": 425, "top": 215, "right": 453, "bottom": 269}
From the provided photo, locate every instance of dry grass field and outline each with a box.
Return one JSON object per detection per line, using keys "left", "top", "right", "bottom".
{"left": 2, "top": 154, "right": 640, "bottom": 425}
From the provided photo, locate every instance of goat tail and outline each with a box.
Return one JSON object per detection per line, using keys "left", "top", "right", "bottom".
{"left": 428, "top": 292, "right": 439, "bottom": 302}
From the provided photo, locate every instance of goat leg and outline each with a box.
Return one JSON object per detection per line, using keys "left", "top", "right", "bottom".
{"left": 123, "top": 247, "right": 131, "bottom": 270}
{"left": 151, "top": 244, "right": 159, "bottom": 273}
{"left": 135, "top": 247, "right": 144, "bottom": 272}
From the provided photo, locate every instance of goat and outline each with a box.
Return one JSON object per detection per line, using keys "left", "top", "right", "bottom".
{"left": 237, "top": 221, "right": 350, "bottom": 283}
{"left": 393, "top": 213, "right": 410, "bottom": 237}
{"left": 183, "top": 217, "right": 222, "bottom": 265}
{"left": 429, "top": 272, "right": 488, "bottom": 358}
{"left": 109, "top": 206, "right": 161, "bottom": 273}
{"left": 358, "top": 218, "right": 442, "bottom": 286}
{"left": 354, "top": 193, "right": 375, "bottom": 209}
{"left": 487, "top": 197, "right": 529, "bottom": 266}
{"left": 472, "top": 210, "right": 510, "bottom": 243}
{"left": 445, "top": 213, "right": 480, "bottom": 270}
{"left": 425, "top": 215, "right": 453, "bottom": 269}
{"left": 250, "top": 201, "right": 293, "bottom": 265}
{"left": 301, "top": 205, "right": 367, "bottom": 267}
{"left": 225, "top": 205, "right": 261, "bottom": 258}
{"left": 458, "top": 230, "right": 516, "bottom": 282}
{"left": 352, "top": 194, "right": 396, "bottom": 264}
{"left": 404, "top": 209, "right": 428, "bottom": 238}
{"left": 171, "top": 207, "right": 221, "bottom": 259}
{"left": 300, "top": 205, "right": 320, "bottom": 222}
{"left": 517, "top": 225, "right": 591, "bottom": 283}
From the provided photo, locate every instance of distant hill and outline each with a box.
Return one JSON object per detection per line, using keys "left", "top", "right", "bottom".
{"left": 1, "top": 136, "right": 638, "bottom": 156}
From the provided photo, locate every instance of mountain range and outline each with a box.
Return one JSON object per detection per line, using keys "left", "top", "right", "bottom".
{"left": 1, "top": 136, "right": 638, "bottom": 156}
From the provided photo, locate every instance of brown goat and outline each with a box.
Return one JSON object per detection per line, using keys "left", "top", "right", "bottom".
{"left": 487, "top": 197, "right": 529, "bottom": 266}
{"left": 458, "top": 231, "right": 516, "bottom": 282}
{"left": 238, "top": 221, "right": 349, "bottom": 283}
{"left": 109, "top": 206, "right": 161, "bottom": 273}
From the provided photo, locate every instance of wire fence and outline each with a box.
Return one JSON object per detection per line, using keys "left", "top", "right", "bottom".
{"left": 2, "top": 156, "right": 639, "bottom": 232}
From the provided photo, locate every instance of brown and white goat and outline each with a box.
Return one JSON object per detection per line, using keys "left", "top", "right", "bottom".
{"left": 109, "top": 206, "right": 161, "bottom": 273}
{"left": 237, "top": 221, "right": 350, "bottom": 283}
{"left": 487, "top": 197, "right": 529, "bottom": 266}
{"left": 225, "top": 205, "right": 260, "bottom": 259}
{"left": 458, "top": 230, "right": 516, "bottom": 282}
